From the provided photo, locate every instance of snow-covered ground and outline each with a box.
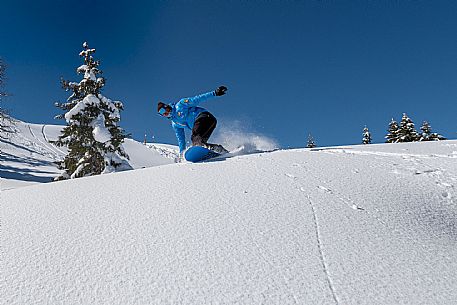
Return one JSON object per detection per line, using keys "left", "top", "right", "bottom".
{"left": 1, "top": 121, "right": 457, "bottom": 304}
{"left": 0, "top": 119, "right": 176, "bottom": 190}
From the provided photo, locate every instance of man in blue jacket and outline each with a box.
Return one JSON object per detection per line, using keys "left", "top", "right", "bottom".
{"left": 157, "top": 86, "right": 228, "bottom": 157}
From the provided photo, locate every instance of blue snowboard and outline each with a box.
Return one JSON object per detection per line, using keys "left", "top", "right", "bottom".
{"left": 184, "top": 146, "right": 222, "bottom": 163}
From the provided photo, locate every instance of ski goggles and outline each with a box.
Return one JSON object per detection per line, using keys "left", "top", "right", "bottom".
{"left": 158, "top": 107, "right": 171, "bottom": 117}
{"left": 158, "top": 107, "right": 167, "bottom": 116}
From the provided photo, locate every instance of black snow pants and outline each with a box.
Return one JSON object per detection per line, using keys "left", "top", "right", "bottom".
{"left": 191, "top": 111, "right": 217, "bottom": 147}
{"left": 191, "top": 111, "right": 228, "bottom": 153}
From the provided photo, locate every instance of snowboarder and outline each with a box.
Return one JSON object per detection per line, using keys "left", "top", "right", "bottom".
{"left": 157, "top": 86, "right": 229, "bottom": 158}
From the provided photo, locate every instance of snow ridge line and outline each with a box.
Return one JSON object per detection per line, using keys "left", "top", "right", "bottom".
{"left": 307, "top": 194, "right": 339, "bottom": 305}
{"left": 323, "top": 148, "right": 457, "bottom": 160}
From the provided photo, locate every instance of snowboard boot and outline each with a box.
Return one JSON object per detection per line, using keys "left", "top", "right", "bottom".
{"left": 205, "top": 143, "right": 229, "bottom": 154}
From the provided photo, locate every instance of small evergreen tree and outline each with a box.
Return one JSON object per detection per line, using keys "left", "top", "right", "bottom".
{"left": 385, "top": 118, "right": 400, "bottom": 143}
{"left": 53, "top": 42, "right": 131, "bottom": 179}
{"left": 397, "top": 113, "right": 419, "bottom": 142}
{"left": 419, "top": 121, "right": 432, "bottom": 140}
{"left": 306, "top": 133, "right": 316, "bottom": 148}
{"left": 419, "top": 121, "right": 446, "bottom": 141}
{"left": 362, "top": 126, "right": 372, "bottom": 144}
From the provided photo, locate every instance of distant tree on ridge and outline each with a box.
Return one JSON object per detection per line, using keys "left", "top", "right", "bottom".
{"left": 362, "top": 126, "right": 372, "bottom": 144}
{"left": 419, "top": 121, "right": 446, "bottom": 141}
{"left": 385, "top": 118, "right": 400, "bottom": 143}
{"left": 396, "top": 113, "right": 419, "bottom": 143}
{"left": 306, "top": 133, "right": 316, "bottom": 148}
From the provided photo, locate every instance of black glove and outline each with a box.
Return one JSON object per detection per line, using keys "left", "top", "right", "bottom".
{"left": 215, "top": 86, "right": 227, "bottom": 96}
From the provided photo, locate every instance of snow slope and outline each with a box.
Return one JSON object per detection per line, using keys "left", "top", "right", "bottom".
{"left": 2, "top": 139, "right": 457, "bottom": 304}
{"left": 0, "top": 119, "right": 176, "bottom": 190}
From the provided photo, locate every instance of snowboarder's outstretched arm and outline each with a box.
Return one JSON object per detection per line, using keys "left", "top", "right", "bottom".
{"left": 178, "top": 86, "right": 227, "bottom": 108}
{"left": 172, "top": 123, "right": 186, "bottom": 152}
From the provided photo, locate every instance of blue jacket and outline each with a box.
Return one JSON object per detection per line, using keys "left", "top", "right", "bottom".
{"left": 167, "top": 91, "right": 217, "bottom": 152}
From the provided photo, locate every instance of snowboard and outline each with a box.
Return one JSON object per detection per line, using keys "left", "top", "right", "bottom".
{"left": 184, "top": 146, "right": 222, "bottom": 163}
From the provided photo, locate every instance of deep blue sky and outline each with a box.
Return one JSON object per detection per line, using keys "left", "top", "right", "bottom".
{"left": 1, "top": 0, "right": 457, "bottom": 148}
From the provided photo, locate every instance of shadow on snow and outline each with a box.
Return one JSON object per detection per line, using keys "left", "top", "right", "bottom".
{"left": 0, "top": 152, "right": 59, "bottom": 183}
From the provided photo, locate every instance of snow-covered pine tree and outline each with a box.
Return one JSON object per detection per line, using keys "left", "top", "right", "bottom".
{"left": 419, "top": 121, "right": 431, "bottom": 140}
{"left": 0, "top": 58, "right": 14, "bottom": 140}
{"left": 419, "top": 121, "right": 446, "bottom": 141}
{"left": 385, "top": 118, "right": 400, "bottom": 143}
{"left": 306, "top": 133, "right": 316, "bottom": 148}
{"left": 362, "top": 126, "right": 372, "bottom": 144}
{"left": 53, "top": 42, "right": 131, "bottom": 180}
{"left": 397, "top": 113, "right": 419, "bottom": 142}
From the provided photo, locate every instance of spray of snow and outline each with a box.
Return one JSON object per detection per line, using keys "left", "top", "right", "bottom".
{"left": 215, "top": 120, "right": 279, "bottom": 153}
